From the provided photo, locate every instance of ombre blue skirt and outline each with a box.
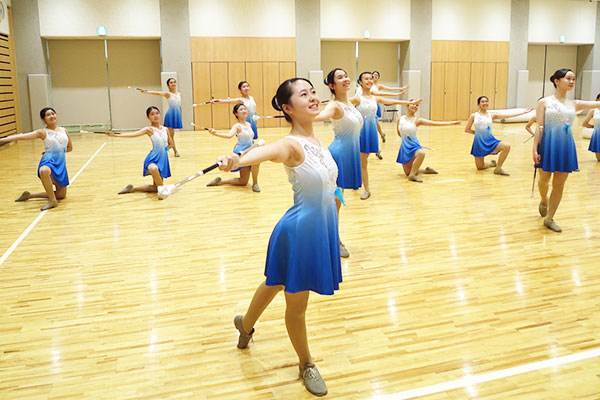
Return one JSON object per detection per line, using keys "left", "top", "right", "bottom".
{"left": 38, "top": 150, "right": 69, "bottom": 187}
{"left": 164, "top": 106, "right": 183, "bottom": 129}
{"left": 329, "top": 138, "right": 362, "bottom": 189}
{"left": 144, "top": 146, "right": 171, "bottom": 178}
{"left": 589, "top": 126, "right": 600, "bottom": 153}
{"left": 264, "top": 201, "right": 342, "bottom": 295}
{"left": 470, "top": 128, "right": 501, "bottom": 157}
{"left": 396, "top": 136, "right": 422, "bottom": 164}
{"left": 359, "top": 117, "right": 379, "bottom": 154}
{"left": 538, "top": 123, "right": 578, "bottom": 173}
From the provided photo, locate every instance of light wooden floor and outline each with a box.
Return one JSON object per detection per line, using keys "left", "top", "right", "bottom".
{"left": 1, "top": 119, "right": 599, "bottom": 399}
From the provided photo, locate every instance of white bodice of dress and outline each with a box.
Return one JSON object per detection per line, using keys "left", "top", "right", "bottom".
{"left": 43, "top": 127, "right": 69, "bottom": 152}
{"left": 356, "top": 95, "right": 378, "bottom": 118}
{"left": 473, "top": 112, "right": 492, "bottom": 131}
{"left": 241, "top": 96, "right": 257, "bottom": 115}
{"left": 332, "top": 101, "right": 363, "bottom": 137}
{"left": 398, "top": 115, "right": 418, "bottom": 139}
{"left": 168, "top": 92, "right": 181, "bottom": 108}
{"left": 284, "top": 136, "right": 338, "bottom": 205}
{"left": 545, "top": 97, "right": 575, "bottom": 126}
{"left": 236, "top": 123, "right": 254, "bottom": 146}
{"left": 150, "top": 126, "right": 169, "bottom": 149}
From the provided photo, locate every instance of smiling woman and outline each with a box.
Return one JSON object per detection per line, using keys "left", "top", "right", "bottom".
{"left": 0, "top": 107, "right": 73, "bottom": 211}
{"left": 217, "top": 78, "right": 340, "bottom": 397}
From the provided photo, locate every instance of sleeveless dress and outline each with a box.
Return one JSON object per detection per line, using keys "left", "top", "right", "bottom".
{"left": 328, "top": 101, "right": 363, "bottom": 189}
{"left": 470, "top": 113, "right": 501, "bottom": 157}
{"left": 38, "top": 127, "right": 69, "bottom": 187}
{"left": 242, "top": 96, "right": 258, "bottom": 139}
{"left": 356, "top": 95, "right": 379, "bottom": 154}
{"left": 232, "top": 122, "right": 254, "bottom": 172}
{"left": 264, "top": 136, "right": 342, "bottom": 295}
{"left": 588, "top": 108, "right": 600, "bottom": 154}
{"left": 143, "top": 126, "right": 171, "bottom": 178}
{"left": 538, "top": 97, "right": 578, "bottom": 173}
{"left": 164, "top": 92, "right": 183, "bottom": 129}
{"left": 396, "top": 116, "right": 422, "bottom": 164}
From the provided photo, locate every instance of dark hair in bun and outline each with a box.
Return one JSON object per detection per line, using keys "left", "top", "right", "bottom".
{"left": 146, "top": 106, "right": 160, "bottom": 117}
{"left": 358, "top": 71, "right": 372, "bottom": 83}
{"left": 477, "top": 96, "right": 488, "bottom": 105}
{"left": 238, "top": 81, "right": 249, "bottom": 90}
{"left": 272, "top": 78, "right": 314, "bottom": 123}
{"left": 232, "top": 103, "right": 246, "bottom": 116}
{"left": 549, "top": 68, "right": 572, "bottom": 88}
{"left": 40, "top": 107, "right": 56, "bottom": 120}
{"left": 324, "top": 68, "right": 346, "bottom": 95}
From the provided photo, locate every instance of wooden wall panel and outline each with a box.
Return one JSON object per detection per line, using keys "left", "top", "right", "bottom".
{"left": 192, "top": 62, "right": 211, "bottom": 130}
{"left": 190, "top": 37, "right": 296, "bottom": 62}
{"left": 0, "top": 9, "right": 19, "bottom": 139}
{"left": 456, "top": 62, "right": 471, "bottom": 120}
{"left": 432, "top": 41, "right": 508, "bottom": 63}
{"left": 245, "top": 62, "right": 264, "bottom": 129}
{"left": 278, "top": 62, "right": 296, "bottom": 127}
{"left": 430, "top": 62, "right": 445, "bottom": 120}
{"left": 495, "top": 62, "right": 508, "bottom": 109}
{"left": 444, "top": 62, "right": 458, "bottom": 120}
{"left": 431, "top": 41, "right": 445, "bottom": 62}
{"left": 210, "top": 62, "right": 230, "bottom": 129}
{"left": 227, "top": 62, "right": 246, "bottom": 126}
{"left": 262, "top": 62, "right": 280, "bottom": 128}
{"left": 482, "top": 63, "right": 496, "bottom": 109}
{"left": 470, "top": 62, "right": 484, "bottom": 114}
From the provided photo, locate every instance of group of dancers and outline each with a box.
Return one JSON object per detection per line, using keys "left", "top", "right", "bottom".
{"left": 2, "top": 68, "right": 600, "bottom": 396}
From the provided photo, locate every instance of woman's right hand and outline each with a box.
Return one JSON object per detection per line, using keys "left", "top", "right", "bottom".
{"left": 208, "top": 128, "right": 217, "bottom": 135}
{"left": 140, "top": 89, "right": 148, "bottom": 94}
{"left": 217, "top": 154, "right": 240, "bottom": 171}
{"left": 533, "top": 151, "right": 541, "bottom": 164}
{"left": 105, "top": 131, "right": 117, "bottom": 137}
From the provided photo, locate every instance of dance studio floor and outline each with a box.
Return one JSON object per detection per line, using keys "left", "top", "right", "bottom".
{"left": 1, "top": 119, "right": 599, "bottom": 399}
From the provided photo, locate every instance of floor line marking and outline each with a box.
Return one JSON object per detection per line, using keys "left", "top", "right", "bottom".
{"left": 375, "top": 347, "right": 600, "bottom": 400}
{"left": 0, "top": 142, "right": 106, "bottom": 267}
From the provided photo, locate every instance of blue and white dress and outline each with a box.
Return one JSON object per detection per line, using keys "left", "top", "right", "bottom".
{"left": 538, "top": 97, "right": 578, "bottom": 173}
{"left": 357, "top": 95, "right": 379, "bottom": 154}
{"left": 163, "top": 92, "right": 183, "bottom": 129}
{"left": 396, "top": 115, "right": 422, "bottom": 164}
{"left": 38, "top": 127, "right": 69, "bottom": 187}
{"left": 328, "top": 101, "right": 363, "bottom": 189}
{"left": 143, "top": 126, "right": 171, "bottom": 178}
{"left": 242, "top": 96, "right": 258, "bottom": 139}
{"left": 265, "top": 135, "right": 342, "bottom": 295}
{"left": 588, "top": 108, "right": 600, "bottom": 154}
{"left": 232, "top": 122, "right": 254, "bottom": 172}
{"left": 470, "top": 113, "right": 501, "bottom": 157}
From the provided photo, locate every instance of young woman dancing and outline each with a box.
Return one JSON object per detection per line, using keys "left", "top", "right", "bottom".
{"left": 313, "top": 68, "right": 364, "bottom": 258}
{"left": 355, "top": 71, "right": 420, "bottom": 199}
{"left": 397, "top": 102, "right": 459, "bottom": 182}
{"left": 107, "top": 106, "right": 172, "bottom": 196}
{"left": 465, "top": 96, "right": 531, "bottom": 175}
{"left": 534, "top": 69, "right": 600, "bottom": 232}
{"left": 220, "top": 78, "right": 340, "bottom": 396}
{"left": 140, "top": 78, "right": 182, "bottom": 157}
{"left": 212, "top": 81, "right": 259, "bottom": 139}
{"left": 205, "top": 103, "right": 261, "bottom": 192}
{"left": 0, "top": 107, "right": 72, "bottom": 211}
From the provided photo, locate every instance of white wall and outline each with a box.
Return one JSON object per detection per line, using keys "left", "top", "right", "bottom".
{"left": 188, "top": 0, "right": 295, "bottom": 37}
{"left": 320, "top": 0, "right": 410, "bottom": 40}
{"left": 528, "top": 0, "right": 596, "bottom": 44}
{"left": 432, "top": 0, "right": 511, "bottom": 41}
{"left": 37, "top": 0, "right": 160, "bottom": 38}
{"left": 0, "top": 0, "right": 11, "bottom": 35}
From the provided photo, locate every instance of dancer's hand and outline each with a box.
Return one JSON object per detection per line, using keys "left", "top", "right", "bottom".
{"left": 533, "top": 151, "right": 541, "bottom": 164}
{"left": 105, "top": 131, "right": 119, "bottom": 137}
{"left": 217, "top": 154, "right": 240, "bottom": 172}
